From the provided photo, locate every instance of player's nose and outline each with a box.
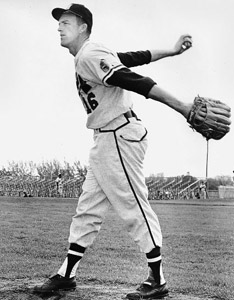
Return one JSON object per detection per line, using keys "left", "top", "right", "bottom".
{"left": 58, "top": 23, "right": 63, "bottom": 32}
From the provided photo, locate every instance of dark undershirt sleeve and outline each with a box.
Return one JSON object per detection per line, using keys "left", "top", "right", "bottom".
{"left": 117, "top": 50, "right": 152, "bottom": 68}
{"left": 106, "top": 67, "right": 156, "bottom": 98}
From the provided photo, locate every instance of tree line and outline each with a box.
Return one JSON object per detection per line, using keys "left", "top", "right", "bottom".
{"left": 0, "top": 160, "right": 87, "bottom": 180}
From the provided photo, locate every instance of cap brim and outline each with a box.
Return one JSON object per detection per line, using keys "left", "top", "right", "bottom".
{"left": 52, "top": 8, "right": 66, "bottom": 20}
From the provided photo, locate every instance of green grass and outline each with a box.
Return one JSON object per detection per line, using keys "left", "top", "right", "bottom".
{"left": 0, "top": 197, "right": 234, "bottom": 299}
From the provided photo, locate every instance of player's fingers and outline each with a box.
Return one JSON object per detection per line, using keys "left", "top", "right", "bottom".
{"left": 181, "top": 36, "right": 193, "bottom": 50}
{"left": 211, "top": 107, "right": 231, "bottom": 118}
{"left": 196, "top": 113, "right": 206, "bottom": 121}
{"left": 181, "top": 34, "right": 192, "bottom": 40}
{"left": 197, "top": 109, "right": 231, "bottom": 125}
{"left": 184, "top": 37, "right": 193, "bottom": 43}
{"left": 211, "top": 101, "right": 231, "bottom": 112}
{"left": 199, "top": 111, "right": 206, "bottom": 118}
{"left": 214, "top": 115, "right": 232, "bottom": 125}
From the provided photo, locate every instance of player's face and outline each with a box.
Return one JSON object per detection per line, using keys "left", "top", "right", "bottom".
{"left": 58, "top": 14, "right": 80, "bottom": 49}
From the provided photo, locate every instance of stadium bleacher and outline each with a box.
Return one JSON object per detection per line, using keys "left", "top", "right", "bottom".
{"left": 0, "top": 174, "right": 203, "bottom": 199}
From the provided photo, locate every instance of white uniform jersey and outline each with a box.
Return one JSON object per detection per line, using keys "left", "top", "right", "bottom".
{"left": 74, "top": 40, "right": 133, "bottom": 129}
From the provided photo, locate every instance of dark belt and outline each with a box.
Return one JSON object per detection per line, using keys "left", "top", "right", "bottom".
{"left": 94, "top": 110, "right": 138, "bottom": 133}
{"left": 124, "top": 110, "right": 137, "bottom": 119}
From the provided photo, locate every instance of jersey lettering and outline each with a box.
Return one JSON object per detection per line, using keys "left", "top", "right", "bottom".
{"left": 76, "top": 73, "right": 99, "bottom": 114}
{"left": 87, "top": 92, "right": 98, "bottom": 110}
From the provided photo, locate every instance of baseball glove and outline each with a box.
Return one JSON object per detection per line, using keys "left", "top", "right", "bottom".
{"left": 187, "top": 96, "right": 231, "bottom": 140}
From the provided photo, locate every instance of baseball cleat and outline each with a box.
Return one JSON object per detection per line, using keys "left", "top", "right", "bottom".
{"left": 33, "top": 274, "right": 76, "bottom": 293}
{"left": 126, "top": 282, "right": 169, "bottom": 299}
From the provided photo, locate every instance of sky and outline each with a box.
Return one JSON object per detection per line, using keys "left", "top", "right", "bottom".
{"left": 0, "top": 0, "right": 234, "bottom": 178}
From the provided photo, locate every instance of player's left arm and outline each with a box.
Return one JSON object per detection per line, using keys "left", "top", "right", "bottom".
{"left": 147, "top": 84, "right": 191, "bottom": 119}
{"left": 106, "top": 68, "right": 191, "bottom": 119}
{"left": 107, "top": 67, "right": 231, "bottom": 140}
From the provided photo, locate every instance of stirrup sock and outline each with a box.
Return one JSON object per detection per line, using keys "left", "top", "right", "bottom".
{"left": 146, "top": 247, "right": 166, "bottom": 285}
{"left": 58, "top": 243, "right": 86, "bottom": 278}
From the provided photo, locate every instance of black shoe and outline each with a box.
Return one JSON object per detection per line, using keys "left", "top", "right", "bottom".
{"left": 33, "top": 274, "right": 76, "bottom": 293}
{"left": 126, "top": 281, "right": 169, "bottom": 299}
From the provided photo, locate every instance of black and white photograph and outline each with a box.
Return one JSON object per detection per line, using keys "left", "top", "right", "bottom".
{"left": 0, "top": 1, "right": 233, "bottom": 299}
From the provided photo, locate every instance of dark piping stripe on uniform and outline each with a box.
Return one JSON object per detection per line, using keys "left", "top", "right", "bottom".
{"left": 113, "top": 131, "right": 157, "bottom": 248}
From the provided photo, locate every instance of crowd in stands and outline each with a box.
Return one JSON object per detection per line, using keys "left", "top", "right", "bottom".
{"left": 0, "top": 161, "right": 232, "bottom": 200}
{"left": 0, "top": 172, "right": 207, "bottom": 200}
{"left": 0, "top": 174, "right": 85, "bottom": 198}
{"left": 0, "top": 160, "right": 87, "bottom": 198}
{"left": 146, "top": 175, "right": 204, "bottom": 200}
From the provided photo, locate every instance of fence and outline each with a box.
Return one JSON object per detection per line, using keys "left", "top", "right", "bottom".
{"left": 218, "top": 186, "right": 234, "bottom": 198}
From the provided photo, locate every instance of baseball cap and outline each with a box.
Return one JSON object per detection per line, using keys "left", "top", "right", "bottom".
{"left": 52, "top": 3, "right": 93, "bottom": 32}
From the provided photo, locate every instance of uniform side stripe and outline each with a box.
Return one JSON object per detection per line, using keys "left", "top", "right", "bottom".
{"left": 147, "top": 256, "right": 162, "bottom": 263}
{"left": 68, "top": 250, "right": 84, "bottom": 257}
{"left": 113, "top": 132, "right": 157, "bottom": 249}
{"left": 102, "top": 64, "right": 124, "bottom": 86}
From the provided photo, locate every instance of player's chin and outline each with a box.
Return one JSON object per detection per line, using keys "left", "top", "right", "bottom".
{"left": 60, "top": 37, "right": 68, "bottom": 47}
{"left": 60, "top": 41, "right": 69, "bottom": 48}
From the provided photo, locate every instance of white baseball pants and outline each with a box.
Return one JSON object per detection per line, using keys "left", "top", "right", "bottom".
{"left": 69, "top": 114, "right": 162, "bottom": 253}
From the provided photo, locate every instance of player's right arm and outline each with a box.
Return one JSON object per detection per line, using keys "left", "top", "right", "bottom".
{"left": 150, "top": 34, "right": 193, "bottom": 61}
{"left": 117, "top": 34, "right": 192, "bottom": 67}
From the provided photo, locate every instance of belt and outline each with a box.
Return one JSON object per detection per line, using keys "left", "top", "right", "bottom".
{"left": 124, "top": 110, "right": 137, "bottom": 119}
{"left": 94, "top": 110, "right": 138, "bottom": 133}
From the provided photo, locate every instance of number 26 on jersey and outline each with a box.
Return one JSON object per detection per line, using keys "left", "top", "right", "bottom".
{"left": 76, "top": 73, "right": 99, "bottom": 114}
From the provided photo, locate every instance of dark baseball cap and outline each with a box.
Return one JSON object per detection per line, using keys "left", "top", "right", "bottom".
{"left": 52, "top": 3, "right": 93, "bottom": 32}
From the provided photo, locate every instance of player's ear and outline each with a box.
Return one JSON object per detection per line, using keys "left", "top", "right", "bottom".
{"left": 79, "top": 23, "right": 88, "bottom": 34}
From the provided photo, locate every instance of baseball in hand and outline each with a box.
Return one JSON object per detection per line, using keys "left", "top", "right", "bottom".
{"left": 182, "top": 41, "right": 192, "bottom": 49}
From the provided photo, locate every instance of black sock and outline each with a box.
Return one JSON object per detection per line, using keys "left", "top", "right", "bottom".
{"left": 146, "top": 247, "right": 164, "bottom": 284}
{"left": 58, "top": 243, "right": 86, "bottom": 278}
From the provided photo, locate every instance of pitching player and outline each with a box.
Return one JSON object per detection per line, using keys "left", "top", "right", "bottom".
{"left": 34, "top": 3, "right": 193, "bottom": 299}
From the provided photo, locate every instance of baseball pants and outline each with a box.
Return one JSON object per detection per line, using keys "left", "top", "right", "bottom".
{"left": 69, "top": 113, "right": 162, "bottom": 253}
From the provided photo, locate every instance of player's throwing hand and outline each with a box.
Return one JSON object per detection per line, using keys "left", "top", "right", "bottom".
{"left": 174, "top": 34, "right": 193, "bottom": 54}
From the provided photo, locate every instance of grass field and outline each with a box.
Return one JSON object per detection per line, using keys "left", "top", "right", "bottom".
{"left": 0, "top": 196, "right": 234, "bottom": 300}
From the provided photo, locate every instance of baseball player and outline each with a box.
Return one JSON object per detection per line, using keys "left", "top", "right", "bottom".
{"left": 34, "top": 3, "right": 193, "bottom": 299}
{"left": 55, "top": 173, "right": 63, "bottom": 197}
{"left": 199, "top": 181, "right": 207, "bottom": 199}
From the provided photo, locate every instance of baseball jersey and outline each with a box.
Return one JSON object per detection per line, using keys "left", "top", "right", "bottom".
{"left": 74, "top": 40, "right": 133, "bottom": 129}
